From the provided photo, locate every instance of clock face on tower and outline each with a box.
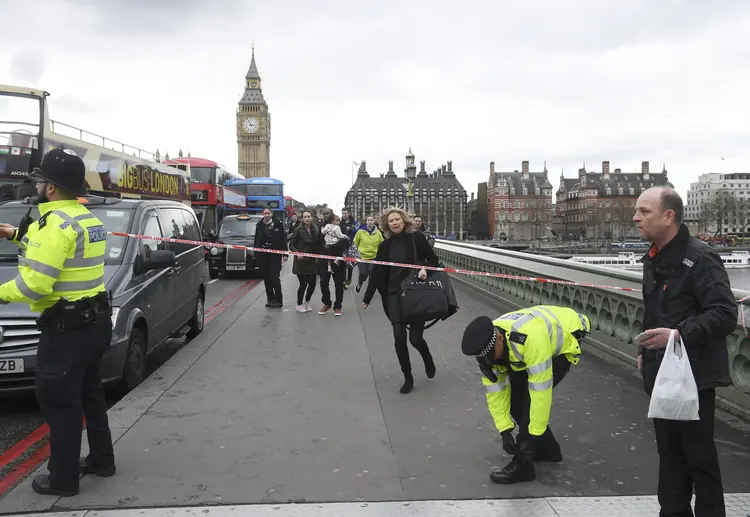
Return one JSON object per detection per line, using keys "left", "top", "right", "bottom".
{"left": 243, "top": 117, "right": 260, "bottom": 133}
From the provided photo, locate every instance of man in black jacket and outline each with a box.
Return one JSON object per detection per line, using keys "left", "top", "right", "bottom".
{"left": 254, "top": 207, "right": 288, "bottom": 308}
{"left": 634, "top": 187, "right": 737, "bottom": 517}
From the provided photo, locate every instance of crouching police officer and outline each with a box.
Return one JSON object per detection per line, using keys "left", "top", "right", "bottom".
{"left": 0, "top": 148, "right": 115, "bottom": 497}
{"left": 461, "top": 305, "right": 590, "bottom": 484}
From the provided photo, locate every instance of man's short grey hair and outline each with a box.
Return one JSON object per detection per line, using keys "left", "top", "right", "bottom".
{"left": 660, "top": 189, "right": 684, "bottom": 224}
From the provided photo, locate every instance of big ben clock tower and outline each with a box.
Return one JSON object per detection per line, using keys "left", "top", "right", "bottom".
{"left": 237, "top": 48, "right": 270, "bottom": 178}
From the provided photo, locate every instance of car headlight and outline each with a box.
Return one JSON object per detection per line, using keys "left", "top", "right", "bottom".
{"left": 210, "top": 247, "right": 219, "bottom": 255}
{"left": 111, "top": 307, "right": 120, "bottom": 329}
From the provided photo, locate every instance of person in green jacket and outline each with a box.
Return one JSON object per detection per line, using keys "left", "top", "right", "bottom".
{"left": 353, "top": 215, "right": 383, "bottom": 293}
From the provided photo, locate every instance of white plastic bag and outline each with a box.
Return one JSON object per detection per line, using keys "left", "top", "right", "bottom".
{"left": 647, "top": 330, "right": 700, "bottom": 421}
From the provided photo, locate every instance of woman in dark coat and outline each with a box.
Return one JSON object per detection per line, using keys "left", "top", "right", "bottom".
{"left": 289, "top": 210, "right": 319, "bottom": 313}
{"left": 362, "top": 207, "right": 440, "bottom": 394}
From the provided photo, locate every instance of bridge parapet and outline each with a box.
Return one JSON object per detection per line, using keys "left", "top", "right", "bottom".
{"left": 435, "top": 241, "right": 750, "bottom": 417}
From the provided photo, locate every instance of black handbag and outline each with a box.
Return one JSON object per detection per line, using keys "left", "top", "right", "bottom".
{"left": 399, "top": 234, "right": 459, "bottom": 328}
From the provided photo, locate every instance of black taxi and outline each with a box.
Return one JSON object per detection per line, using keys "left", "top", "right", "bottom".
{"left": 206, "top": 213, "right": 263, "bottom": 279}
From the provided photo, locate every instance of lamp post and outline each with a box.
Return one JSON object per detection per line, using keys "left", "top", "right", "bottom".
{"left": 406, "top": 164, "right": 416, "bottom": 216}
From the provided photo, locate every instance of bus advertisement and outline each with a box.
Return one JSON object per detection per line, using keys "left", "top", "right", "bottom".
{"left": 223, "top": 177, "right": 285, "bottom": 220}
{"left": 164, "top": 156, "right": 246, "bottom": 237}
{"left": 0, "top": 83, "right": 190, "bottom": 204}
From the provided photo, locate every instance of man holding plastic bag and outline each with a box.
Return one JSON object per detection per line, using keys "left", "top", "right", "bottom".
{"left": 634, "top": 187, "right": 737, "bottom": 517}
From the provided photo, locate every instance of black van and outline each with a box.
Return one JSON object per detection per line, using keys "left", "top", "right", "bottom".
{"left": 0, "top": 196, "right": 208, "bottom": 396}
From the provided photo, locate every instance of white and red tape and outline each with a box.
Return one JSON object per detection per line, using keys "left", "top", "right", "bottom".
{"left": 108, "top": 230, "right": 642, "bottom": 293}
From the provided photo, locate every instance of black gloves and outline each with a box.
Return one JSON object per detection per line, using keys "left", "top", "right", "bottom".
{"left": 500, "top": 430, "right": 517, "bottom": 455}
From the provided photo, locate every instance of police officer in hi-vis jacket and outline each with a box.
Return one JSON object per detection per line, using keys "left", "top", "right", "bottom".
{"left": 0, "top": 149, "right": 115, "bottom": 496}
{"left": 461, "top": 305, "right": 591, "bottom": 484}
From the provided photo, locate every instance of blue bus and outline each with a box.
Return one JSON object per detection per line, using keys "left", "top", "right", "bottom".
{"left": 223, "top": 177, "right": 286, "bottom": 221}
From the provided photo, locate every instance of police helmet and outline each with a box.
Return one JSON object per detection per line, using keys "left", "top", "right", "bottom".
{"left": 30, "top": 148, "right": 87, "bottom": 196}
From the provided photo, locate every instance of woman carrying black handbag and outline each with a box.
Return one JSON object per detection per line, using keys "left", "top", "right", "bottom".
{"left": 362, "top": 207, "right": 440, "bottom": 394}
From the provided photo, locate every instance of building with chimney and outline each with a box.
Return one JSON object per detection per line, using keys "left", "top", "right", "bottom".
{"left": 344, "top": 149, "right": 469, "bottom": 239}
{"left": 556, "top": 160, "right": 672, "bottom": 241}
{"left": 487, "top": 160, "right": 554, "bottom": 240}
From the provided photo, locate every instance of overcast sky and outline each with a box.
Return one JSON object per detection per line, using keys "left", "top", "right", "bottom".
{"left": 2, "top": 0, "right": 749, "bottom": 209}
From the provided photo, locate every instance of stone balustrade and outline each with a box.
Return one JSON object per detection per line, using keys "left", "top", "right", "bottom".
{"left": 435, "top": 241, "right": 750, "bottom": 418}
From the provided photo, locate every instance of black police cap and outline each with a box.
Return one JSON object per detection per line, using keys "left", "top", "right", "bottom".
{"left": 461, "top": 316, "right": 498, "bottom": 357}
{"left": 31, "top": 148, "right": 87, "bottom": 196}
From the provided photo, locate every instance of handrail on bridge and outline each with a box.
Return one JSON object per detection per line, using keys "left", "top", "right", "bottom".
{"left": 434, "top": 240, "right": 750, "bottom": 305}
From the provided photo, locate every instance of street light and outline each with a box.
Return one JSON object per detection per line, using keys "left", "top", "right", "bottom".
{"left": 406, "top": 162, "right": 416, "bottom": 216}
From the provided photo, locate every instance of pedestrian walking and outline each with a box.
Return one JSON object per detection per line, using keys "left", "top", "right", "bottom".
{"left": 634, "top": 187, "right": 737, "bottom": 517}
{"left": 341, "top": 207, "right": 358, "bottom": 287}
{"left": 353, "top": 215, "right": 383, "bottom": 293}
{"left": 362, "top": 207, "right": 438, "bottom": 394}
{"left": 289, "top": 210, "right": 318, "bottom": 313}
{"left": 0, "top": 149, "right": 115, "bottom": 496}
{"left": 254, "top": 207, "right": 288, "bottom": 308}
{"left": 316, "top": 211, "right": 348, "bottom": 316}
{"left": 461, "top": 306, "right": 590, "bottom": 484}
{"left": 413, "top": 215, "right": 435, "bottom": 247}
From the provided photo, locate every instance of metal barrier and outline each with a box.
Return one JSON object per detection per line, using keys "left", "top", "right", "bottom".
{"left": 435, "top": 241, "right": 750, "bottom": 418}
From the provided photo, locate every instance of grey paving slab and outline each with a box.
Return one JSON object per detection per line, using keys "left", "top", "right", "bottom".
{"left": 13, "top": 493, "right": 750, "bottom": 516}
{"left": 51, "top": 273, "right": 402, "bottom": 510}
{"left": 0, "top": 280, "right": 264, "bottom": 516}
{"left": 355, "top": 279, "right": 750, "bottom": 500}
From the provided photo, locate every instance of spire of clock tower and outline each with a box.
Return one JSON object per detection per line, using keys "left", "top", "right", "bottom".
{"left": 246, "top": 46, "right": 260, "bottom": 81}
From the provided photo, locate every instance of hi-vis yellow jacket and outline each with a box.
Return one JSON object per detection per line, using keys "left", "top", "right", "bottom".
{"left": 0, "top": 200, "right": 106, "bottom": 313}
{"left": 483, "top": 305, "right": 591, "bottom": 437}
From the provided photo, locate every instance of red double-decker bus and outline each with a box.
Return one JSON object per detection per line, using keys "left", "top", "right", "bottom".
{"left": 164, "top": 157, "right": 245, "bottom": 238}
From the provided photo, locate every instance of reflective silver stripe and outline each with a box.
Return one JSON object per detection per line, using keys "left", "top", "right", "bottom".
{"left": 53, "top": 277, "right": 104, "bottom": 292}
{"left": 64, "top": 257, "right": 105, "bottom": 268}
{"left": 579, "top": 313, "right": 589, "bottom": 332}
{"left": 485, "top": 378, "right": 509, "bottom": 393}
{"left": 52, "top": 211, "right": 87, "bottom": 259}
{"left": 19, "top": 258, "right": 61, "bottom": 278}
{"left": 536, "top": 307, "right": 565, "bottom": 356}
{"left": 526, "top": 358, "right": 552, "bottom": 376}
{"left": 507, "top": 314, "right": 535, "bottom": 361}
{"left": 529, "top": 378, "right": 554, "bottom": 391}
{"left": 14, "top": 275, "right": 44, "bottom": 300}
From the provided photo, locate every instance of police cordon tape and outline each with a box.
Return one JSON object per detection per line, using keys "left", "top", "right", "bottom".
{"left": 107, "top": 230, "right": 644, "bottom": 293}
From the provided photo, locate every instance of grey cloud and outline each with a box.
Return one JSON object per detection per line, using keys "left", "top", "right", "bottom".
{"left": 61, "top": 0, "right": 245, "bottom": 33}
{"left": 9, "top": 51, "right": 46, "bottom": 84}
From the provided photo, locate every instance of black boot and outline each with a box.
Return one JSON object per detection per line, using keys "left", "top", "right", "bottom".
{"left": 489, "top": 456, "right": 536, "bottom": 484}
{"left": 31, "top": 475, "right": 79, "bottom": 497}
{"left": 422, "top": 351, "right": 436, "bottom": 379}
{"left": 400, "top": 373, "right": 414, "bottom": 394}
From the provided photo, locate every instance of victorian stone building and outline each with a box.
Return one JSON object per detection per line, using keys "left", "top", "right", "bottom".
{"left": 555, "top": 160, "right": 672, "bottom": 241}
{"left": 344, "top": 150, "right": 469, "bottom": 239}
{"left": 487, "top": 160, "right": 555, "bottom": 240}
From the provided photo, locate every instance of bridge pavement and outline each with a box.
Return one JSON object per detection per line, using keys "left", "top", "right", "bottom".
{"left": 1, "top": 267, "right": 749, "bottom": 516}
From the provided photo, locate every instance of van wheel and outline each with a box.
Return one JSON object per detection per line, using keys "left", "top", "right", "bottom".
{"left": 114, "top": 328, "right": 146, "bottom": 397}
{"left": 186, "top": 294, "right": 204, "bottom": 339}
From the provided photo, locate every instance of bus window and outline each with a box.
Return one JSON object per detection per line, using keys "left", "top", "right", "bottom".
{"left": 190, "top": 166, "right": 215, "bottom": 184}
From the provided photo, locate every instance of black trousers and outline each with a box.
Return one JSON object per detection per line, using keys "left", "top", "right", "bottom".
{"left": 318, "top": 260, "right": 345, "bottom": 309}
{"left": 296, "top": 274, "right": 316, "bottom": 305}
{"left": 509, "top": 355, "right": 571, "bottom": 455}
{"left": 391, "top": 320, "right": 431, "bottom": 375}
{"left": 357, "top": 262, "right": 373, "bottom": 286}
{"left": 653, "top": 389, "right": 724, "bottom": 517}
{"left": 346, "top": 264, "right": 353, "bottom": 283}
{"left": 258, "top": 254, "right": 283, "bottom": 304}
{"left": 35, "top": 313, "right": 114, "bottom": 492}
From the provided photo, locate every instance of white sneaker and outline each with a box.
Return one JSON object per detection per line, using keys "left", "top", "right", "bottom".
{"left": 305, "top": 302, "right": 313, "bottom": 312}
{"left": 296, "top": 304, "right": 306, "bottom": 313}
